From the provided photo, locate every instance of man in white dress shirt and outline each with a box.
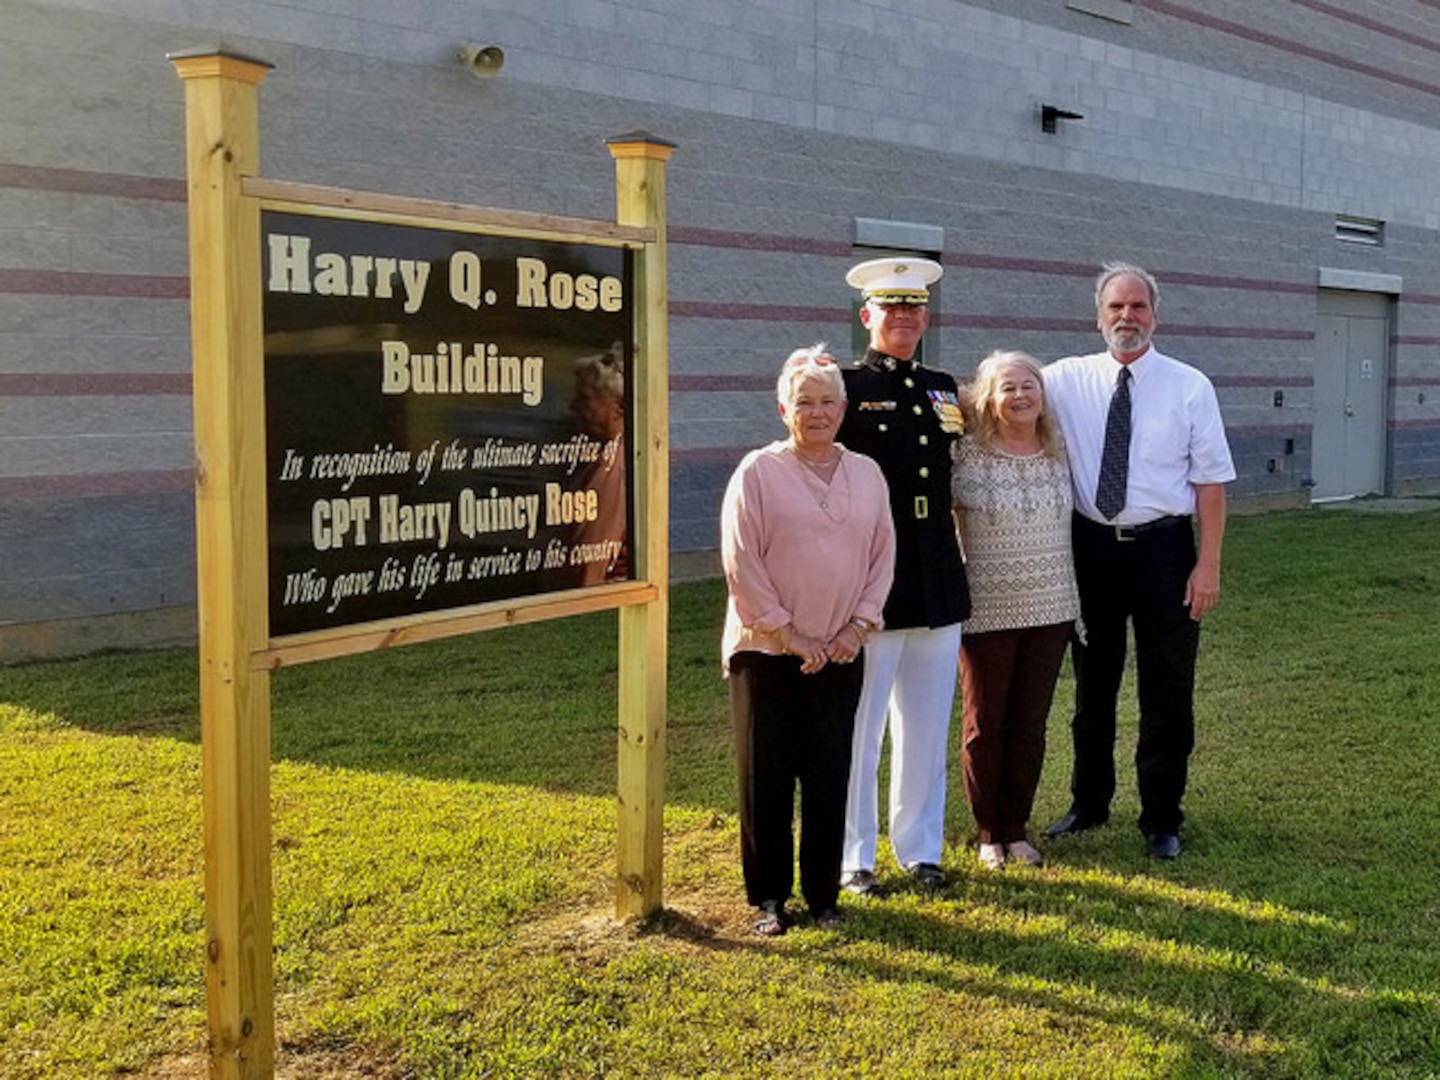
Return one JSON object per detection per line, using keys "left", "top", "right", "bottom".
{"left": 1041, "top": 262, "right": 1235, "bottom": 859}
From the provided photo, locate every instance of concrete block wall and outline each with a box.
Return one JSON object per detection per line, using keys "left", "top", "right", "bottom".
{"left": 3, "top": 0, "right": 1439, "bottom": 658}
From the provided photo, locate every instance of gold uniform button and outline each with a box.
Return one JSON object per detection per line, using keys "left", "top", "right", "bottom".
{"left": 912, "top": 404, "right": 923, "bottom": 415}
{"left": 919, "top": 467, "right": 929, "bottom": 479}
{"left": 878, "top": 423, "right": 888, "bottom": 432}
{"left": 919, "top": 435, "right": 929, "bottom": 445}
{"left": 904, "top": 377, "right": 914, "bottom": 388}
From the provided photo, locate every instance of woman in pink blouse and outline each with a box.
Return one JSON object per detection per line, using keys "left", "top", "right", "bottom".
{"left": 721, "top": 344, "right": 895, "bottom": 935}
{"left": 951, "top": 350, "right": 1081, "bottom": 871}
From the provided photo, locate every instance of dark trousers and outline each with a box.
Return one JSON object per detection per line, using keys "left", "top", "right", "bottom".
{"left": 728, "top": 651, "right": 862, "bottom": 913}
{"left": 959, "top": 622, "right": 1073, "bottom": 843}
{"left": 1070, "top": 514, "right": 1200, "bottom": 838}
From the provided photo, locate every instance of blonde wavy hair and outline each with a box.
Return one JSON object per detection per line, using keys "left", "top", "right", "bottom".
{"left": 961, "top": 349, "right": 1062, "bottom": 459}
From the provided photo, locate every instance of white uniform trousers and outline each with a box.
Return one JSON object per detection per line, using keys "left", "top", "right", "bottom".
{"left": 843, "top": 622, "right": 963, "bottom": 873}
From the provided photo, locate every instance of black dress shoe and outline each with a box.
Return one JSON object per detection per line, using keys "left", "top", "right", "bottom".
{"left": 842, "top": 869, "right": 887, "bottom": 898}
{"left": 1042, "top": 810, "right": 1106, "bottom": 839}
{"left": 1146, "top": 833, "right": 1181, "bottom": 860}
{"left": 906, "top": 862, "right": 946, "bottom": 889}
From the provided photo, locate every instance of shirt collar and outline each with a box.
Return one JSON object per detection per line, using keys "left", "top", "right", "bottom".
{"left": 1108, "top": 345, "right": 1156, "bottom": 382}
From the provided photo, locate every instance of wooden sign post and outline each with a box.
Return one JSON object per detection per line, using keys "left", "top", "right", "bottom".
{"left": 170, "top": 48, "right": 277, "bottom": 1079}
{"left": 171, "top": 50, "right": 672, "bottom": 1079}
{"left": 608, "top": 134, "right": 674, "bottom": 918}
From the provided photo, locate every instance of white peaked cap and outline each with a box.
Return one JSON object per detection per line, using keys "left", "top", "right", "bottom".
{"left": 845, "top": 256, "right": 943, "bottom": 304}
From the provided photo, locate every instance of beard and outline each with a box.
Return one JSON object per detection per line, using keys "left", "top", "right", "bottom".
{"left": 1104, "top": 322, "right": 1151, "bottom": 354}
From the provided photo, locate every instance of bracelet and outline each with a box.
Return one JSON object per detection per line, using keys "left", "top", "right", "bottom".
{"left": 850, "top": 618, "right": 872, "bottom": 635}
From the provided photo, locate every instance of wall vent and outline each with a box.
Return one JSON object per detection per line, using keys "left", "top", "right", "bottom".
{"left": 1334, "top": 215, "right": 1384, "bottom": 246}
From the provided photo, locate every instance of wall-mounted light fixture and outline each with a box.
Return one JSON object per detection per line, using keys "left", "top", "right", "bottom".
{"left": 1040, "top": 104, "right": 1084, "bottom": 133}
{"left": 458, "top": 42, "right": 505, "bottom": 79}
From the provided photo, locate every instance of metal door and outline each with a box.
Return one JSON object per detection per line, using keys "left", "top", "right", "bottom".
{"left": 1312, "top": 295, "right": 1388, "bottom": 500}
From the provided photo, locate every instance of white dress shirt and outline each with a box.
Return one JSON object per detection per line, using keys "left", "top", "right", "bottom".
{"left": 1043, "top": 346, "right": 1236, "bottom": 525}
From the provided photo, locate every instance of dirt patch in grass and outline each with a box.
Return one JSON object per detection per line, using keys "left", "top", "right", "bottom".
{"left": 140, "top": 1041, "right": 415, "bottom": 1079}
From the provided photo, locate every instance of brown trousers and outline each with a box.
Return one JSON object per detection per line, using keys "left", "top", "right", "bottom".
{"left": 959, "top": 622, "right": 1072, "bottom": 843}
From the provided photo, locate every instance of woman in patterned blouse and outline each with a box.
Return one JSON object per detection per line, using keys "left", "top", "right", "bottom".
{"left": 951, "top": 350, "right": 1081, "bottom": 870}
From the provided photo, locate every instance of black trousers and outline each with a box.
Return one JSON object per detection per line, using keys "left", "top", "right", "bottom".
{"left": 728, "top": 651, "right": 862, "bottom": 913}
{"left": 1069, "top": 514, "right": 1200, "bottom": 838}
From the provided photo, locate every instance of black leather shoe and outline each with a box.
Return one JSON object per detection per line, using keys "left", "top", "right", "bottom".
{"left": 842, "top": 869, "right": 887, "bottom": 898}
{"left": 906, "top": 862, "right": 946, "bottom": 890}
{"left": 1042, "top": 810, "right": 1106, "bottom": 839}
{"left": 1146, "top": 833, "right": 1181, "bottom": 860}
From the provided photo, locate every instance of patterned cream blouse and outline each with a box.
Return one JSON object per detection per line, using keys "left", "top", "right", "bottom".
{"left": 950, "top": 437, "right": 1081, "bottom": 635}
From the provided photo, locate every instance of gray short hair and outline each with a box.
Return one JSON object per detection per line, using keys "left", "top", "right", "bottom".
{"left": 776, "top": 342, "right": 845, "bottom": 407}
{"left": 1094, "top": 261, "right": 1160, "bottom": 312}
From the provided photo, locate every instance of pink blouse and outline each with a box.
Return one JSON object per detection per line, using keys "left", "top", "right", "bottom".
{"left": 720, "top": 441, "right": 895, "bottom": 669}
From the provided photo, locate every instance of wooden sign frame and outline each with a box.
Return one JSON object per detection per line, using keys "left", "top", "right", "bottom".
{"left": 170, "top": 48, "right": 672, "bottom": 1080}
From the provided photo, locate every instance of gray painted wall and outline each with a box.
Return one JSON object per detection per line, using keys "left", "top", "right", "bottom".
{"left": 3, "top": 0, "right": 1439, "bottom": 658}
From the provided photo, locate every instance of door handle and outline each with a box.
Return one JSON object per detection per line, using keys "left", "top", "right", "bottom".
{"left": 1344, "top": 403, "right": 1356, "bottom": 417}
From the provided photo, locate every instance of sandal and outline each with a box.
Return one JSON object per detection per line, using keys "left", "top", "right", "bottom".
{"left": 753, "top": 899, "right": 787, "bottom": 937}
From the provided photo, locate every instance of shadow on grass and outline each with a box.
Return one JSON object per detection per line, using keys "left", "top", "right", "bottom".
{"left": 840, "top": 887, "right": 1434, "bottom": 1077}
{"left": 0, "top": 578, "right": 738, "bottom": 810}
{"left": 8, "top": 525, "right": 1440, "bottom": 1075}
{"left": 682, "top": 866, "right": 1434, "bottom": 1078}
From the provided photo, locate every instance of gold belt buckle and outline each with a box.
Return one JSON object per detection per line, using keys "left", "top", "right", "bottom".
{"left": 914, "top": 495, "right": 928, "bottom": 519}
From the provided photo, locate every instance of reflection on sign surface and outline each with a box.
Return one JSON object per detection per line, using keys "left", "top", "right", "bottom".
{"left": 263, "top": 210, "right": 634, "bottom": 637}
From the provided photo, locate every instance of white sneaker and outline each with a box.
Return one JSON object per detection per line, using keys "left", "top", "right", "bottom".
{"left": 977, "top": 843, "right": 1006, "bottom": 870}
{"left": 1005, "top": 840, "right": 1044, "bottom": 867}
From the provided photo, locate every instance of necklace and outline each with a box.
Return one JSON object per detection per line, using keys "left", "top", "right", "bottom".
{"left": 793, "top": 448, "right": 849, "bottom": 522}
{"left": 796, "top": 449, "right": 840, "bottom": 476}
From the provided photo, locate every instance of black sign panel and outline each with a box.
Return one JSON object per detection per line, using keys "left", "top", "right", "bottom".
{"left": 262, "top": 210, "right": 634, "bottom": 637}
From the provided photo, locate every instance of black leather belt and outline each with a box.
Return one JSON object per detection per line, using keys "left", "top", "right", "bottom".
{"left": 1078, "top": 513, "right": 1190, "bottom": 542}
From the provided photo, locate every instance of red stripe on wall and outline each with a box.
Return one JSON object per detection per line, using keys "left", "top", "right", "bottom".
{"left": 0, "top": 269, "right": 188, "bottom": 299}
{"left": 1226, "top": 423, "right": 1312, "bottom": 438}
{"left": 667, "top": 239, "right": 1316, "bottom": 301}
{"left": 669, "top": 300, "right": 841, "bottom": 323}
{"left": 0, "top": 163, "right": 185, "bottom": 202}
{"left": 674, "top": 374, "right": 1316, "bottom": 397}
{"left": 1212, "top": 376, "right": 1311, "bottom": 388}
{"left": 0, "top": 470, "right": 193, "bottom": 499}
{"left": 1138, "top": 0, "right": 1440, "bottom": 98}
{"left": 673, "top": 447, "right": 746, "bottom": 467}
{"left": 1281, "top": 0, "right": 1440, "bottom": 57}
{"left": 669, "top": 299, "right": 1312, "bottom": 342}
{"left": 0, "top": 373, "right": 193, "bottom": 396}
{"left": 671, "top": 375, "right": 771, "bottom": 393}
{"left": 670, "top": 226, "right": 851, "bottom": 256}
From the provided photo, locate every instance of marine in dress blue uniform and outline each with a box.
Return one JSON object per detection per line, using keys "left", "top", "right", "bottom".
{"left": 838, "top": 257, "right": 971, "bottom": 893}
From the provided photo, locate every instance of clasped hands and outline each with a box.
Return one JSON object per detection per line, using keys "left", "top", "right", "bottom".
{"left": 776, "top": 621, "right": 868, "bottom": 674}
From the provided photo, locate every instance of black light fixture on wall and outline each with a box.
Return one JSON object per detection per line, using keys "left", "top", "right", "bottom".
{"left": 1040, "top": 104, "right": 1084, "bottom": 133}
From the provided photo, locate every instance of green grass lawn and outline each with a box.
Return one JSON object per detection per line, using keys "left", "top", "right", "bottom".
{"left": 2, "top": 504, "right": 1439, "bottom": 1078}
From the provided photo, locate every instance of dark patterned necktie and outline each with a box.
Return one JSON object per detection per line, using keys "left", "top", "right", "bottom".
{"left": 1095, "top": 366, "right": 1132, "bottom": 520}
